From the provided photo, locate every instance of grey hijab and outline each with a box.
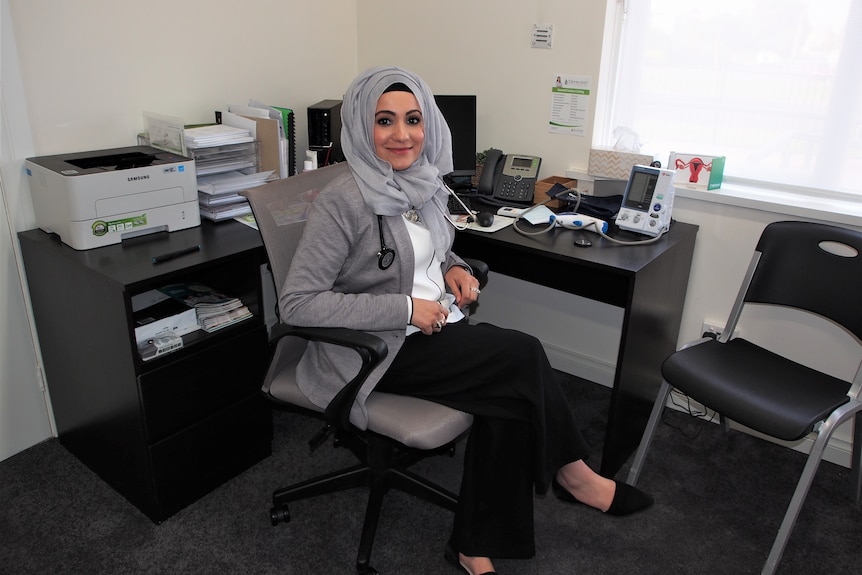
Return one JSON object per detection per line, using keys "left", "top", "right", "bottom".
{"left": 340, "top": 66, "right": 454, "bottom": 259}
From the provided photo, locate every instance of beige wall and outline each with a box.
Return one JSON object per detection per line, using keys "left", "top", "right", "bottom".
{"left": 357, "top": 0, "right": 605, "bottom": 177}
{"left": 8, "top": 0, "right": 359, "bottom": 160}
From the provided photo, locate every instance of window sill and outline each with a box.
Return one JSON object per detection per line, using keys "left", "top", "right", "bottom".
{"left": 674, "top": 183, "right": 862, "bottom": 228}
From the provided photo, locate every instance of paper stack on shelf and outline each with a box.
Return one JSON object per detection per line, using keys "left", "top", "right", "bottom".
{"left": 198, "top": 202, "right": 254, "bottom": 222}
{"left": 184, "top": 124, "right": 254, "bottom": 149}
{"left": 187, "top": 141, "right": 260, "bottom": 176}
{"left": 145, "top": 103, "right": 294, "bottom": 223}
{"left": 197, "top": 169, "right": 274, "bottom": 195}
{"left": 158, "top": 283, "right": 253, "bottom": 333}
{"left": 182, "top": 120, "right": 270, "bottom": 222}
{"left": 197, "top": 169, "right": 274, "bottom": 221}
{"left": 195, "top": 298, "right": 254, "bottom": 332}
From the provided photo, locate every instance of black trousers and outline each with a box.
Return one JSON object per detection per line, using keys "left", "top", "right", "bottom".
{"left": 376, "top": 321, "right": 590, "bottom": 559}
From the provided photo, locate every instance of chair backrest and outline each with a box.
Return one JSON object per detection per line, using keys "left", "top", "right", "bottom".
{"left": 241, "top": 163, "right": 351, "bottom": 293}
{"left": 741, "top": 221, "right": 862, "bottom": 341}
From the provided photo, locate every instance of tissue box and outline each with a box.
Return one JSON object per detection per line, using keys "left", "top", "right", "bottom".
{"left": 588, "top": 147, "right": 655, "bottom": 180}
{"left": 668, "top": 152, "right": 725, "bottom": 190}
{"left": 534, "top": 176, "right": 576, "bottom": 209}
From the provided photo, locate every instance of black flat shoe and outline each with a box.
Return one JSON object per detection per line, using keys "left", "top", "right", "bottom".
{"left": 444, "top": 541, "right": 497, "bottom": 575}
{"left": 552, "top": 478, "right": 654, "bottom": 516}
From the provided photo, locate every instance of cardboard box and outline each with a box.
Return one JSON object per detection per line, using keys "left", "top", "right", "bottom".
{"left": 668, "top": 152, "right": 725, "bottom": 190}
{"left": 534, "top": 176, "right": 576, "bottom": 209}
{"left": 588, "top": 147, "right": 655, "bottom": 180}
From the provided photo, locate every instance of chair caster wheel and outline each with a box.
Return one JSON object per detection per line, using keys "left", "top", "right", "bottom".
{"left": 270, "top": 504, "right": 290, "bottom": 526}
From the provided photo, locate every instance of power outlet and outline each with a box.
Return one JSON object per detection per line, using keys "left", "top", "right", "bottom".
{"left": 701, "top": 320, "right": 739, "bottom": 340}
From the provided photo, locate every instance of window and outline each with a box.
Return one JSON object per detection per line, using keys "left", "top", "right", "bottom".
{"left": 601, "top": 0, "right": 862, "bottom": 199}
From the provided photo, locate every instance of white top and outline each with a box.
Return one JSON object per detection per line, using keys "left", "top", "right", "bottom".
{"left": 404, "top": 215, "right": 465, "bottom": 335}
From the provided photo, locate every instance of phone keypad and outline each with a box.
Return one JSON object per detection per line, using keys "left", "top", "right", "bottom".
{"left": 498, "top": 179, "right": 533, "bottom": 202}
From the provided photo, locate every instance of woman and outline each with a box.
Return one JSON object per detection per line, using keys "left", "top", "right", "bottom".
{"left": 280, "top": 66, "right": 653, "bottom": 575}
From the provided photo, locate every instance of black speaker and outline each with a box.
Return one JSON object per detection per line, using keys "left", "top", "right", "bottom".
{"left": 308, "top": 100, "right": 343, "bottom": 165}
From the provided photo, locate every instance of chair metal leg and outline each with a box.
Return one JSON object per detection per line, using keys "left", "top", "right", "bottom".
{"left": 761, "top": 430, "right": 830, "bottom": 574}
{"left": 627, "top": 380, "right": 673, "bottom": 486}
{"left": 761, "top": 402, "right": 862, "bottom": 575}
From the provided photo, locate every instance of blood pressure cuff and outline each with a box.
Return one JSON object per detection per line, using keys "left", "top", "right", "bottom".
{"left": 546, "top": 183, "right": 623, "bottom": 220}
{"left": 571, "top": 194, "right": 623, "bottom": 220}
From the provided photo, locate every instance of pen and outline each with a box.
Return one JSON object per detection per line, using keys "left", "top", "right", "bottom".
{"left": 152, "top": 245, "right": 200, "bottom": 264}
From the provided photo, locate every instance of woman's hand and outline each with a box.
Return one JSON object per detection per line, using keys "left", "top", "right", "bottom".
{"left": 445, "top": 266, "right": 480, "bottom": 308}
{"left": 411, "top": 297, "right": 449, "bottom": 335}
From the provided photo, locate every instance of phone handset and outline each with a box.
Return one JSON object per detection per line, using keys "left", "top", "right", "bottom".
{"left": 477, "top": 148, "right": 503, "bottom": 196}
{"left": 477, "top": 149, "right": 541, "bottom": 205}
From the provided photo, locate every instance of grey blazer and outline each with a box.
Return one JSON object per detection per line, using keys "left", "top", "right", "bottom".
{"left": 279, "top": 168, "right": 470, "bottom": 429}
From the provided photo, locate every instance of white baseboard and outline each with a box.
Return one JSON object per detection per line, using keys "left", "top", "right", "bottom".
{"left": 543, "top": 340, "right": 616, "bottom": 388}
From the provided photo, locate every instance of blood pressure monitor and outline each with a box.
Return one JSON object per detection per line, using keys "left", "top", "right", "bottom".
{"left": 616, "top": 165, "right": 676, "bottom": 237}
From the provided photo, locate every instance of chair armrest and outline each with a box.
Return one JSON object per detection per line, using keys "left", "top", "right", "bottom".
{"left": 463, "top": 258, "right": 489, "bottom": 289}
{"left": 270, "top": 324, "right": 388, "bottom": 358}
{"left": 265, "top": 257, "right": 487, "bottom": 435}
{"left": 269, "top": 324, "right": 388, "bottom": 435}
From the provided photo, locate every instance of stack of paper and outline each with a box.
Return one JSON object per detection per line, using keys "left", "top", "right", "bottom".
{"left": 198, "top": 201, "right": 253, "bottom": 221}
{"left": 158, "top": 283, "right": 253, "bottom": 333}
{"left": 197, "top": 169, "right": 274, "bottom": 195}
{"left": 197, "top": 169, "right": 273, "bottom": 221}
{"left": 185, "top": 123, "right": 272, "bottom": 221}
{"left": 187, "top": 141, "right": 260, "bottom": 176}
{"left": 184, "top": 124, "right": 254, "bottom": 149}
{"left": 195, "top": 298, "right": 254, "bottom": 332}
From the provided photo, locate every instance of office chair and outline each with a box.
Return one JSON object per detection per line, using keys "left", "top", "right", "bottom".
{"left": 241, "top": 164, "right": 487, "bottom": 575}
{"left": 626, "top": 220, "right": 862, "bottom": 575}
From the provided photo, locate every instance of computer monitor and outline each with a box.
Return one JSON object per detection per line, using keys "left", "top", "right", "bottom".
{"left": 434, "top": 95, "right": 477, "bottom": 178}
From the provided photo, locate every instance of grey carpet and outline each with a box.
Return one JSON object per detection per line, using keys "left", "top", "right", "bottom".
{"left": 1, "top": 375, "right": 858, "bottom": 574}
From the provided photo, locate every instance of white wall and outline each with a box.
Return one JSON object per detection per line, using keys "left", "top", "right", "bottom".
{"left": 1, "top": 0, "right": 360, "bottom": 461}
{"left": 1, "top": 0, "right": 54, "bottom": 459}
{"left": 3, "top": 0, "right": 859, "bottom": 466}
{"left": 357, "top": 0, "right": 603, "bottom": 178}
{"left": 8, "top": 0, "right": 359, "bottom": 158}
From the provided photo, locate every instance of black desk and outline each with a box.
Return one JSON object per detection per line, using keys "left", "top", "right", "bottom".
{"left": 19, "top": 220, "right": 272, "bottom": 522}
{"left": 454, "top": 220, "right": 698, "bottom": 477}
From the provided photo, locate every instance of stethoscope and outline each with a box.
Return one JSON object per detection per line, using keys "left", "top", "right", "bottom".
{"left": 376, "top": 184, "right": 473, "bottom": 271}
{"left": 377, "top": 215, "right": 396, "bottom": 270}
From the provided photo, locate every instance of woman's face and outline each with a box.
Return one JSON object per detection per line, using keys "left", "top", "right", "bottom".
{"left": 373, "top": 90, "right": 425, "bottom": 171}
